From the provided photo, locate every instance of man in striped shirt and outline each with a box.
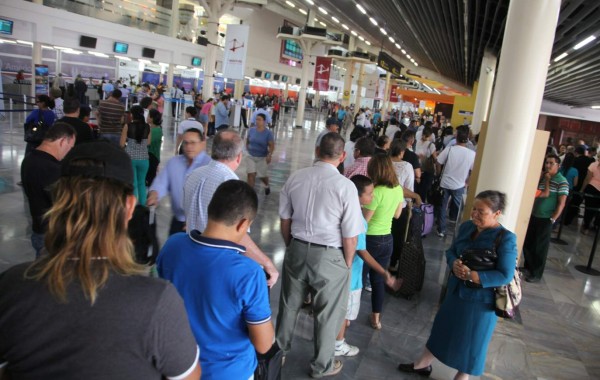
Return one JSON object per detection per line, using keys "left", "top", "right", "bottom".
{"left": 97, "top": 89, "right": 125, "bottom": 145}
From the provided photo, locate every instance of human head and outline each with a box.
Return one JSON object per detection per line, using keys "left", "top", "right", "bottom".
{"left": 353, "top": 136, "right": 376, "bottom": 158}
{"left": 389, "top": 139, "right": 407, "bottom": 158}
{"left": 50, "top": 88, "right": 62, "bottom": 100}
{"left": 545, "top": 154, "right": 561, "bottom": 175}
{"left": 140, "top": 97, "right": 153, "bottom": 110}
{"left": 207, "top": 180, "right": 258, "bottom": 238}
{"left": 367, "top": 154, "right": 399, "bottom": 188}
{"left": 185, "top": 106, "right": 197, "bottom": 118}
{"left": 255, "top": 113, "right": 266, "bottom": 128}
{"left": 456, "top": 126, "right": 470, "bottom": 144}
{"left": 471, "top": 190, "right": 506, "bottom": 229}
{"left": 211, "top": 129, "right": 243, "bottom": 163}
{"left": 350, "top": 174, "right": 374, "bottom": 206}
{"left": 376, "top": 135, "right": 391, "bottom": 151}
{"left": 422, "top": 126, "right": 433, "bottom": 139}
{"left": 79, "top": 105, "right": 91, "bottom": 122}
{"left": 29, "top": 141, "right": 139, "bottom": 304}
{"left": 111, "top": 89, "right": 122, "bottom": 100}
{"left": 326, "top": 117, "right": 340, "bottom": 133}
{"left": 559, "top": 144, "right": 567, "bottom": 154}
{"left": 316, "top": 132, "right": 345, "bottom": 162}
{"left": 349, "top": 126, "right": 367, "bottom": 142}
{"left": 182, "top": 128, "right": 205, "bottom": 161}
{"left": 129, "top": 105, "right": 145, "bottom": 122}
{"left": 575, "top": 145, "right": 586, "bottom": 156}
{"left": 43, "top": 122, "right": 76, "bottom": 159}
{"left": 401, "top": 130, "right": 416, "bottom": 144}
{"left": 221, "top": 94, "right": 230, "bottom": 103}
{"left": 37, "top": 94, "right": 53, "bottom": 109}
{"left": 63, "top": 97, "right": 81, "bottom": 116}
{"left": 148, "top": 109, "right": 162, "bottom": 127}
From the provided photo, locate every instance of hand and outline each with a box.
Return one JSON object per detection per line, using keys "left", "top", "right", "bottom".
{"left": 147, "top": 190, "right": 158, "bottom": 207}
{"left": 453, "top": 259, "right": 470, "bottom": 280}
{"left": 266, "top": 155, "right": 272, "bottom": 164}
{"left": 415, "top": 195, "right": 423, "bottom": 207}
{"left": 544, "top": 171, "right": 551, "bottom": 181}
{"left": 385, "top": 272, "right": 403, "bottom": 291}
{"left": 264, "top": 264, "right": 279, "bottom": 288}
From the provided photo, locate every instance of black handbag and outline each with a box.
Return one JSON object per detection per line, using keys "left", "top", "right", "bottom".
{"left": 427, "top": 147, "right": 450, "bottom": 206}
{"left": 459, "top": 229, "right": 505, "bottom": 288}
{"left": 255, "top": 342, "right": 283, "bottom": 380}
{"left": 24, "top": 110, "right": 48, "bottom": 144}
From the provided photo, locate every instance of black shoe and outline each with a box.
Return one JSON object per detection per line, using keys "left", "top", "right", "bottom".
{"left": 525, "top": 276, "right": 541, "bottom": 283}
{"left": 397, "top": 363, "right": 432, "bottom": 377}
{"left": 265, "top": 187, "right": 271, "bottom": 195}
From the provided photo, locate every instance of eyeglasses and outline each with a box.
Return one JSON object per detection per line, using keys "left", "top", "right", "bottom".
{"left": 182, "top": 140, "right": 201, "bottom": 146}
{"left": 544, "top": 162, "right": 559, "bottom": 166}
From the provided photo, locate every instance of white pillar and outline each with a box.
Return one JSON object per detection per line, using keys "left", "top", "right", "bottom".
{"left": 31, "top": 42, "right": 42, "bottom": 98}
{"left": 354, "top": 63, "right": 365, "bottom": 109}
{"left": 383, "top": 72, "right": 392, "bottom": 114}
{"left": 167, "top": 63, "right": 175, "bottom": 88}
{"left": 202, "top": 19, "right": 219, "bottom": 100}
{"left": 341, "top": 61, "right": 355, "bottom": 107}
{"left": 295, "top": 42, "right": 313, "bottom": 128}
{"left": 169, "top": 0, "right": 180, "bottom": 38}
{"left": 307, "top": 9, "right": 316, "bottom": 27}
{"left": 476, "top": 0, "right": 561, "bottom": 231}
{"left": 234, "top": 79, "right": 244, "bottom": 99}
{"left": 471, "top": 51, "right": 497, "bottom": 135}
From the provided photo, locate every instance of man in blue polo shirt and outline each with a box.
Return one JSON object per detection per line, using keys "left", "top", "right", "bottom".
{"left": 157, "top": 180, "right": 274, "bottom": 380}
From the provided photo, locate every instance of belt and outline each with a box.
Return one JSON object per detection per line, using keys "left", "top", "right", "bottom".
{"left": 292, "top": 237, "right": 342, "bottom": 250}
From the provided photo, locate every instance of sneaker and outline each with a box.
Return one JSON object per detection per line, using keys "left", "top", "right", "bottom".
{"left": 265, "top": 187, "right": 271, "bottom": 195}
{"left": 364, "top": 284, "right": 372, "bottom": 292}
{"left": 311, "top": 359, "right": 343, "bottom": 378}
{"left": 335, "top": 341, "right": 359, "bottom": 357}
{"left": 437, "top": 231, "right": 445, "bottom": 238}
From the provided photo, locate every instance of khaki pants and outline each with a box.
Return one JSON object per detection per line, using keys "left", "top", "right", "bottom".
{"left": 275, "top": 239, "right": 350, "bottom": 376}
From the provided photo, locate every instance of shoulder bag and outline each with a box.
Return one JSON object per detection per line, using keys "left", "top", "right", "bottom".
{"left": 427, "top": 146, "right": 451, "bottom": 207}
{"left": 495, "top": 265, "right": 522, "bottom": 319}
{"left": 459, "top": 228, "right": 504, "bottom": 288}
{"left": 24, "top": 110, "right": 48, "bottom": 144}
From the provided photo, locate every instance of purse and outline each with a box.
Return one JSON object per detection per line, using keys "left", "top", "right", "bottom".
{"left": 495, "top": 265, "right": 522, "bottom": 319}
{"left": 427, "top": 147, "right": 450, "bottom": 207}
{"left": 24, "top": 110, "right": 48, "bottom": 144}
{"left": 459, "top": 229, "right": 504, "bottom": 288}
{"left": 254, "top": 342, "right": 283, "bottom": 380}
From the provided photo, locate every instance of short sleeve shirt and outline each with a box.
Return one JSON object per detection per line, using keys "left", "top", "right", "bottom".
{"left": 158, "top": 232, "right": 271, "bottom": 380}
{"left": 533, "top": 172, "right": 569, "bottom": 218}
{"left": 247, "top": 127, "right": 274, "bottom": 157}
{"left": 364, "top": 185, "right": 404, "bottom": 235}
{"left": 350, "top": 218, "right": 368, "bottom": 291}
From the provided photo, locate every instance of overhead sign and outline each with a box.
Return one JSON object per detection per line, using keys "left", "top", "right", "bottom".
{"left": 223, "top": 24, "right": 250, "bottom": 80}
{"left": 313, "top": 56, "right": 332, "bottom": 92}
{"left": 377, "top": 51, "right": 403, "bottom": 77}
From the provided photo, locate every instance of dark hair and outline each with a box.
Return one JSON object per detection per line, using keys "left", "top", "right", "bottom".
{"left": 354, "top": 136, "right": 376, "bottom": 157}
{"left": 401, "top": 130, "right": 416, "bottom": 143}
{"left": 44, "top": 121, "right": 76, "bottom": 142}
{"left": 349, "top": 126, "right": 367, "bottom": 142}
{"left": 208, "top": 180, "right": 257, "bottom": 226}
{"left": 546, "top": 153, "right": 561, "bottom": 165}
{"left": 37, "top": 94, "right": 54, "bottom": 109}
{"left": 128, "top": 106, "right": 149, "bottom": 143}
{"left": 367, "top": 154, "right": 399, "bottom": 188}
{"left": 256, "top": 113, "right": 266, "bottom": 122}
{"left": 185, "top": 106, "right": 197, "bottom": 117}
{"left": 475, "top": 190, "right": 507, "bottom": 213}
{"left": 221, "top": 94, "right": 230, "bottom": 101}
{"left": 318, "top": 132, "right": 345, "bottom": 159}
{"left": 78, "top": 105, "right": 91, "bottom": 120}
{"left": 212, "top": 130, "right": 243, "bottom": 160}
{"left": 140, "top": 97, "right": 153, "bottom": 109}
{"left": 443, "top": 126, "right": 454, "bottom": 136}
{"left": 389, "top": 139, "right": 407, "bottom": 157}
{"left": 111, "top": 89, "right": 122, "bottom": 99}
{"left": 376, "top": 135, "right": 390, "bottom": 149}
{"left": 350, "top": 174, "right": 373, "bottom": 196}
{"left": 575, "top": 145, "right": 586, "bottom": 155}
{"left": 63, "top": 97, "right": 81, "bottom": 114}
{"left": 183, "top": 127, "right": 204, "bottom": 142}
{"left": 148, "top": 109, "right": 162, "bottom": 127}
{"left": 456, "top": 127, "right": 469, "bottom": 143}
{"left": 422, "top": 126, "right": 433, "bottom": 138}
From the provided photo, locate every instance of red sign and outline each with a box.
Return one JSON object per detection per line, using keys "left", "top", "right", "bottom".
{"left": 390, "top": 84, "right": 402, "bottom": 102}
{"left": 313, "top": 56, "right": 332, "bottom": 91}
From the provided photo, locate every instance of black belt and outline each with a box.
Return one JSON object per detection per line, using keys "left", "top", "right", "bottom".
{"left": 292, "top": 237, "right": 342, "bottom": 250}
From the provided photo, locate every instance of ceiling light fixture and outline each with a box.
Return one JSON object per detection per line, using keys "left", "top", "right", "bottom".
{"left": 414, "top": 62, "right": 418, "bottom": 66}
{"left": 358, "top": 36, "right": 365, "bottom": 41}
{"left": 89, "top": 51, "right": 109, "bottom": 57}
{"left": 16, "top": 40, "right": 33, "bottom": 45}
{"left": 319, "top": 21, "right": 326, "bottom": 27}
{"left": 553, "top": 52, "right": 568, "bottom": 62}
{"left": 356, "top": 3, "right": 367, "bottom": 14}
{"left": 380, "top": 27, "right": 387, "bottom": 35}
{"left": 574, "top": 35, "right": 596, "bottom": 50}
{"left": 285, "top": 0, "right": 295, "bottom": 8}
{"left": 318, "top": 7, "right": 327, "bottom": 14}
{"left": 406, "top": 54, "right": 411, "bottom": 59}
{"left": 115, "top": 55, "right": 131, "bottom": 61}
{"left": 395, "top": 43, "right": 401, "bottom": 49}
{"left": 138, "top": 59, "right": 152, "bottom": 64}
{"left": 591, "top": 106, "right": 600, "bottom": 109}
{"left": 0, "top": 38, "right": 17, "bottom": 44}
{"left": 314, "top": 18, "right": 318, "bottom": 22}
{"left": 401, "top": 49, "right": 406, "bottom": 54}
{"left": 341, "top": 24, "right": 349, "bottom": 30}
{"left": 365, "top": 41, "right": 371, "bottom": 46}
{"left": 351, "top": 31, "right": 358, "bottom": 36}
{"left": 63, "top": 49, "right": 82, "bottom": 55}
{"left": 389, "top": 37, "right": 395, "bottom": 43}
{"left": 305, "top": 0, "right": 314, "bottom": 4}
{"left": 299, "top": 8, "right": 307, "bottom": 15}
{"left": 42, "top": 45, "right": 54, "bottom": 49}
{"left": 369, "top": 17, "right": 377, "bottom": 26}
{"left": 331, "top": 16, "right": 339, "bottom": 23}
{"left": 176, "top": 65, "right": 188, "bottom": 70}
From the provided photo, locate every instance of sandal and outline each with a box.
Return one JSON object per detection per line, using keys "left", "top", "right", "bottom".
{"left": 370, "top": 314, "right": 382, "bottom": 330}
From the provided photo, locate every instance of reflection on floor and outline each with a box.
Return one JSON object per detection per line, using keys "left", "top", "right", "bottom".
{"left": 1, "top": 110, "right": 599, "bottom": 379}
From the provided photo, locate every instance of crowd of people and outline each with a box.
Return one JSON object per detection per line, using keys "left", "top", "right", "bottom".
{"left": 2, "top": 86, "right": 600, "bottom": 379}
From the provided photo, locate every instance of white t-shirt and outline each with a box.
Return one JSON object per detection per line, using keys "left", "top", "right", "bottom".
{"left": 437, "top": 145, "right": 475, "bottom": 190}
{"left": 415, "top": 139, "right": 436, "bottom": 159}
{"left": 385, "top": 125, "right": 401, "bottom": 140}
{"left": 392, "top": 160, "right": 414, "bottom": 207}
{"left": 344, "top": 141, "right": 356, "bottom": 168}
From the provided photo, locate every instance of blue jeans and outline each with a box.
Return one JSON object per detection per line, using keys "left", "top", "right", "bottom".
{"left": 102, "top": 133, "right": 121, "bottom": 146}
{"left": 366, "top": 234, "right": 393, "bottom": 313}
{"left": 31, "top": 232, "right": 45, "bottom": 258}
{"left": 438, "top": 187, "right": 465, "bottom": 234}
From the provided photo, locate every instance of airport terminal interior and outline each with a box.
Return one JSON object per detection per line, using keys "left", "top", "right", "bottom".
{"left": 1, "top": 0, "right": 600, "bottom": 379}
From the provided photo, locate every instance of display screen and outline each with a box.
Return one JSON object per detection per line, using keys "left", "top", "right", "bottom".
{"left": 264, "top": 72, "right": 272, "bottom": 79}
{"left": 282, "top": 39, "right": 303, "bottom": 61}
{"left": 142, "top": 47, "right": 155, "bottom": 58}
{"left": 281, "top": 75, "right": 288, "bottom": 82}
{"left": 80, "top": 35, "right": 97, "bottom": 48}
{"left": 0, "top": 18, "right": 13, "bottom": 35}
{"left": 191, "top": 57, "right": 202, "bottom": 66}
{"left": 113, "top": 42, "right": 128, "bottom": 54}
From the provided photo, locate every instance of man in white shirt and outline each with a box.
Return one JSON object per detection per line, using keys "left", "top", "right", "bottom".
{"left": 385, "top": 118, "right": 402, "bottom": 140}
{"left": 175, "top": 107, "right": 204, "bottom": 154}
{"left": 435, "top": 127, "right": 475, "bottom": 237}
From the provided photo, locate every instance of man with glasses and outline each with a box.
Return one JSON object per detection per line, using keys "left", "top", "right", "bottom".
{"left": 147, "top": 128, "right": 210, "bottom": 235}
{"left": 522, "top": 154, "right": 569, "bottom": 283}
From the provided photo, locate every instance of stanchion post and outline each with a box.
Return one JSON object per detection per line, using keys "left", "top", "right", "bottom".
{"left": 23, "top": 95, "right": 27, "bottom": 121}
{"left": 9, "top": 98, "right": 14, "bottom": 133}
{"left": 551, "top": 196, "right": 570, "bottom": 245}
{"left": 575, "top": 199, "right": 600, "bottom": 276}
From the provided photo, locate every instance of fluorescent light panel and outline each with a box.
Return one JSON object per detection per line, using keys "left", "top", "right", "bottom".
{"left": 365, "top": 41, "right": 371, "bottom": 46}
{"left": 299, "top": 8, "right": 307, "bottom": 15}
{"left": 553, "top": 52, "right": 568, "bottom": 62}
{"left": 351, "top": 31, "right": 358, "bottom": 36}
{"left": 389, "top": 37, "right": 395, "bottom": 43}
{"left": 380, "top": 27, "right": 387, "bottom": 35}
{"left": 369, "top": 17, "right": 377, "bottom": 26}
{"left": 590, "top": 105, "right": 600, "bottom": 109}
{"left": 318, "top": 7, "right": 327, "bottom": 14}
{"left": 574, "top": 35, "right": 596, "bottom": 50}
{"left": 356, "top": 4, "right": 367, "bottom": 14}
{"left": 0, "top": 38, "right": 17, "bottom": 44}
{"left": 319, "top": 21, "right": 326, "bottom": 27}
{"left": 17, "top": 40, "right": 33, "bottom": 45}
{"left": 285, "top": 1, "right": 295, "bottom": 8}
{"left": 305, "top": 0, "right": 314, "bottom": 4}
{"left": 341, "top": 24, "right": 349, "bottom": 30}
{"left": 115, "top": 55, "right": 131, "bottom": 61}
{"left": 331, "top": 16, "right": 339, "bottom": 23}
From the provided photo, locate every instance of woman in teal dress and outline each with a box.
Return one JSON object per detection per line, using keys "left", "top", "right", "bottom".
{"left": 398, "top": 190, "right": 517, "bottom": 379}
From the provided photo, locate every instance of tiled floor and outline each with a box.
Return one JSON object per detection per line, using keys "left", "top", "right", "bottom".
{"left": 1, "top": 110, "right": 599, "bottom": 379}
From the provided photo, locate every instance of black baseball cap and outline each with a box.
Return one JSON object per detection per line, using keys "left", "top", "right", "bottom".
{"left": 61, "top": 140, "right": 133, "bottom": 186}
{"left": 326, "top": 117, "right": 339, "bottom": 126}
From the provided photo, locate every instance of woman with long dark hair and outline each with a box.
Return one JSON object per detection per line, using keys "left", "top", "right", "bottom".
{"left": 121, "top": 105, "right": 151, "bottom": 205}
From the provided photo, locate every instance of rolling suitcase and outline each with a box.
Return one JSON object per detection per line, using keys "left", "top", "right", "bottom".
{"left": 420, "top": 203, "right": 435, "bottom": 237}
{"left": 128, "top": 205, "right": 159, "bottom": 265}
{"left": 396, "top": 207, "right": 426, "bottom": 299}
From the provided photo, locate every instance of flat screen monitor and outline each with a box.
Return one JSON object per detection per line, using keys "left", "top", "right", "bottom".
{"left": 191, "top": 57, "right": 202, "bottom": 66}
{"left": 255, "top": 70, "right": 262, "bottom": 77}
{"left": 113, "top": 42, "right": 128, "bottom": 54}
{"left": 264, "top": 72, "right": 272, "bottom": 80}
{"left": 0, "top": 18, "right": 13, "bottom": 35}
{"left": 142, "top": 47, "right": 155, "bottom": 58}
{"left": 273, "top": 74, "right": 280, "bottom": 81}
{"left": 80, "top": 35, "right": 97, "bottom": 49}
{"left": 281, "top": 75, "right": 288, "bottom": 82}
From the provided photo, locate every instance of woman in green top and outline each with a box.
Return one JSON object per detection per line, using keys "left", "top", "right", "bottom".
{"left": 146, "top": 109, "right": 163, "bottom": 186}
{"left": 363, "top": 154, "right": 404, "bottom": 330}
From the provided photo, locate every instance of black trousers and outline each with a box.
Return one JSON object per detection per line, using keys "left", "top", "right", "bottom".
{"left": 146, "top": 153, "right": 159, "bottom": 186}
{"left": 583, "top": 185, "right": 600, "bottom": 229}
{"left": 523, "top": 216, "right": 552, "bottom": 279}
{"left": 169, "top": 218, "right": 186, "bottom": 236}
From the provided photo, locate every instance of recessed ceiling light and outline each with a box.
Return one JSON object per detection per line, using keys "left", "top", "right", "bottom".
{"left": 356, "top": 4, "right": 367, "bottom": 14}
{"left": 138, "top": 59, "right": 152, "bottom": 64}
{"left": 365, "top": 41, "right": 371, "bottom": 46}
{"left": 414, "top": 62, "right": 418, "bottom": 66}
{"left": 380, "top": 28, "right": 387, "bottom": 35}
{"left": 331, "top": 16, "right": 339, "bottom": 23}
{"left": 299, "top": 8, "right": 307, "bottom": 15}
{"left": 574, "top": 35, "right": 596, "bottom": 50}
{"left": 410, "top": 58, "right": 415, "bottom": 63}
{"left": 553, "top": 52, "right": 568, "bottom": 62}
{"left": 319, "top": 21, "right": 326, "bottom": 27}
{"left": 42, "top": 45, "right": 54, "bottom": 49}
{"left": 389, "top": 37, "right": 395, "bottom": 43}
{"left": 406, "top": 54, "right": 411, "bottom": 59}
{"left": 0, "top": 38, "right": 17, "bottom": 44}
{"left": 342, "top": 24, "right": 349, "bottom": 30}
{"left": 114, "top": 55, "right": 131, "bottom": 61}
{"left": 369, "top": 17, "right": 377, "bottom": 26}
{"left": 305, "top": 0, "right": 314, "bottom": 4}
{"left": 314, "top": 18, "right": 318, "bottom": 22}
{"left": 63, "top": 49, "right": 82, "bottom": 55}
{"left": 395, "top": 43, "right": 401, "bottom": 49}
{"left": 358, "top": 36, "right": 365, "bottom": 41}
{"left": 285, "top": 0, "right": 295, "bottom": 8}
{"left": 176, "top": 65, "right": 188, "bottom": 69}
{"left": 401, "top": 49, "right": 406, "bottom": 54}
{"left": 17, "top": 40, "right": 33, "bottom": 46}
{"left": 318, "top": 7, "right": 327, "bottom": 14}
{"left": 351, "top": 31, "right": 358, "bottom": 36}
{"left": 591, "top": 106, "right": 600, "bottom": 109}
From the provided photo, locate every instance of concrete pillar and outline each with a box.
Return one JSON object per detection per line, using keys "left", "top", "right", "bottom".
{"left": 284, "top": 83, "right": 289, "bottom": 100}
{"left": 169, "top": 0, "right": 180, "bottom": 38}
{"left": 383, "top": 72, "right": 392, "bottom": 114}
{"left": 341, "top": 61, "right": 355, "bottom": 107}
{"left": 167, "top": 63, "right": 175, "bottom": 88}
{"left": 354, "top": 63, "right": 365, "bottom": 109}
{"left": 315, "top": 90, "right": 321, "bottom": 111}
{"left": 307, "top": 9, "right": 316, "bottom": 27}
{"left": 234, "top": 79, "right": 244, "bottom": 99}
{"left": 202, "top": 19, "right": 219, "bottom": 100}
{"left": 31, "top": 42, "right": 42, "bottom": 98}
{"left": 475, "top": 0, "right": 561, "bottom": 231}
{"left": 471, "top": 51, "right": 497, "bottom": 135}
{"left": 295, "top": 40, "right": 314, "bottom": 128}
{"left": 348, "top": 36, "right": 356, "bottom": 52}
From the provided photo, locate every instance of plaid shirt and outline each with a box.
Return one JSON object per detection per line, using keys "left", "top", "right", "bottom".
{"left": 344, "top": 157, "right": 371, "bottom": 179}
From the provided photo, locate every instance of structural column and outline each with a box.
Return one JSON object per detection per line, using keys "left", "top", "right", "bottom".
{"left": 202, "top": 18, "right": 218, "bottom": 100}
{"left": 471, "top": 51, "right": 497, "bottom": 135}
{"left": 341, "top": 61, "right": 355, "bottom": 108}
{"left": 354, "top": 63, "right": 365, "bottom": 109}
{"left": 169, "top": 0, "right": 180, "bottom": 38}
{"left": 383, "top": 72, "right": 392, "bottom": 114}
{"left": 31, "top": 42, "right": 42, "bottom": 98}
{"left": 475, "top": 0, "right": 561, "bottom": 231}
{"left": 234, "top": 79, "right": 244, "bottom": 99}
{"left": 295, "top": 39, "right": 315, "bottom": 128}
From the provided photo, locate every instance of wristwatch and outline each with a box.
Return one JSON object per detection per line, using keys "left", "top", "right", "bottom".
{"left": 550, "top": 217, "right": 556, "bottom": 223}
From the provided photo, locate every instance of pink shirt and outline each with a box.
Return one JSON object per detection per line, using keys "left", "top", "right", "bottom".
{"left": 201, "top": 102, "right": 213, "bottom": 115}
{"left": 344, "top": 157, "right": 371, "bottom": 179}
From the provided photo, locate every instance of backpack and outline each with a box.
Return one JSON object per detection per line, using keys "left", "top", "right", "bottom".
{"left": 24, "top": 110, "right": 49, "bottom": 144}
